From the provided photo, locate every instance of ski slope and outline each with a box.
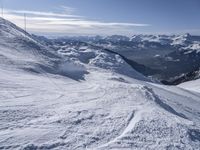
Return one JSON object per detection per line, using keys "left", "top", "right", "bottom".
{"left": 0, "top": 18, "right": 200, "bottom": 150}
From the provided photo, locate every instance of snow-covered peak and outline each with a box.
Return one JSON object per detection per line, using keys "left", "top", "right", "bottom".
{"left": 130, "top": 35, "right": 143, "bottom": 42}
{"left": 104, "top": 35, "right": 130, "bottom": 42}
{"left": 182, "top": 43, "right": 200, "bottom": 53}
{"left": 130, "top": 34, "right": 174, "bottom": 45}
{"left": 171, "top": 33, "right": 191, "bottom": 46}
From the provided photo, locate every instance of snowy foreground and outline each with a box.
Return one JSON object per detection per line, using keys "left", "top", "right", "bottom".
{"left": 0, "top": 18, "right": 200, "bottom": 149}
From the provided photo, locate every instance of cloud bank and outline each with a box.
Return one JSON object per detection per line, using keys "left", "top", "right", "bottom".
{"left": 3, "top": 7, "right": 150, "bottom": 36}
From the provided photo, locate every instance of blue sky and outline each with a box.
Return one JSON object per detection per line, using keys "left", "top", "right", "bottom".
{"left": 1, "top": 0, "right": 200, "bottom": 36}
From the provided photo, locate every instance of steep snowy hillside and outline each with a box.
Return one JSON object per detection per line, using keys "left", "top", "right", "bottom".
{"left": 0, "top": 18, "right": 89, "bottom": 80}
{"left": 0, "top": 18, "right": 200, "bottom": 150}
{"left": 0, "top": 18, "right": 57, "bottom": 71}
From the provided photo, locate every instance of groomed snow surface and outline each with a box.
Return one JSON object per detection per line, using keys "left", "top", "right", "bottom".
{"left": 0, "top": 18, "right": 200, "bottom": 150}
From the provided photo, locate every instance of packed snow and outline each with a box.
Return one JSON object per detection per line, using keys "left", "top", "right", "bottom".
{"left": 0, "top": 18, "right": 200, "bottom": 150}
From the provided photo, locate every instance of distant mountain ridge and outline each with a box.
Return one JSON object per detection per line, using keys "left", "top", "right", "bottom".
{"left": 45, "top": 33, "right": 200, "bottom": 82}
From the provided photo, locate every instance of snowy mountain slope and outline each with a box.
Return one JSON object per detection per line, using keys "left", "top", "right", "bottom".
{"left": 0, "top": 18, "right": 56, "bottom": 70}
{"left": 0, "top": 18, "right": 89, "bottom": 81}
{"left": 0, "top": 18, "right": 200, "bottom": 150}
{"left": 0, "top": 17, "right": 148, "bottom": 81}
{"left": 60, "top": 34, "right": 200, "bottom": 81}
{"left": 0, "top": 62, "right": 200, "bottom": 150}
{"left": 55, "top": 41, "right": 150, "bottom": 81}
{"left": 178, "top": 78, "right": 200, "bottom": 93}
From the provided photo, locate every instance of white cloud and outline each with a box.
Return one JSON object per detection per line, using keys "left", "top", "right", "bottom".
{"left": 3, "top": 8, "right": 150, "bottom": 35}
{"left": 60, "top": 5, "right": 76, "bottom": 14}
{"left": 5, "top": 9, "right": 80, "bottom": 18}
